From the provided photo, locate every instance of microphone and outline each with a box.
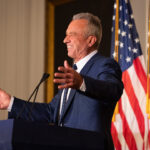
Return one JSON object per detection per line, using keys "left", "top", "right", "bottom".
{"left": 27, "top": 73, "right": 50, "bottom": 103}
{"left": 17, "top": 73, "right": 50, "bottom": 119}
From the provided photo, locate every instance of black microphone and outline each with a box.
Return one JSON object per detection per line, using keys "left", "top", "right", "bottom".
{"left": 27, "top": 73, "right": 50, "bottom": 103}
{"left": 17, "top": 73, "right": 50, "bottom": 119}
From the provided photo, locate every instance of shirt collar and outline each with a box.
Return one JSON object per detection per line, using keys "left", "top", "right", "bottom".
{"left": 75, "top": 50, "right": 98, "bottom": 73}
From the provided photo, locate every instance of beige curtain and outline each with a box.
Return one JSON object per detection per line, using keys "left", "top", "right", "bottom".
{"left": 0, "top": 0, "right": 45, "bottom": 119}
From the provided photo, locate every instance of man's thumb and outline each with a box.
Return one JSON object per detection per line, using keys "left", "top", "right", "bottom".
{"left": 64, "top": 60, "right": 70, "bottom": 68}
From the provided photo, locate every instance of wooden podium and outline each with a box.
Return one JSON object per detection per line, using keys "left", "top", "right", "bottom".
{"left": 0, "top": 119, "right": 105, "bottom": 150}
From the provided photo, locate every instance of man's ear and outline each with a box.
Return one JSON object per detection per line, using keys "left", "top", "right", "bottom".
{"left": 87, "top": 36, "right": 97, "bottom": 47}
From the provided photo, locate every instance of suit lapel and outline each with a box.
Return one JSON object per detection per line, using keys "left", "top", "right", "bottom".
{"left": 58, "top": 89, "right": 76, "bottom": 124}
{"left": 59, "top": 53, "right": 101, "bottom": 123}
{"left": 80, "top": 53, "right": 100, "bottom": 75}
{"left": 63, "top": 89, "right": 76, "bottom": 113}
{"left": 53, "top": 90, "right": 63, "bottom": 123}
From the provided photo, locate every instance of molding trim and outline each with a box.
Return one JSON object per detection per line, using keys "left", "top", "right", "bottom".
{"left": 45, "top": 0, "right": 74, "bottom": 102}
{"left": 45, "top": 1, "right": 55, "bottom": 103}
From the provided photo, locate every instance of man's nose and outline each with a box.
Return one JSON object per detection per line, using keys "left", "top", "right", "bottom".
{"left": 63, "top": 35, "right": 69, "bottom": 43}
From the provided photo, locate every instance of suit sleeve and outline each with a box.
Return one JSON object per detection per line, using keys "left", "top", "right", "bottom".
{"left": 8, "top": 91, "right": 61, "bottom": 123}
{"left": 81, "top": 58, "right": 124, "bottom": 103}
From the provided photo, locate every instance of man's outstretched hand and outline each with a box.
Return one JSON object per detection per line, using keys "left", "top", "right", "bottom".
{"left": 0, "top": 88, "right": 11, "bottom": 109}
{"left": 54, "top": 60, "right": 83, "bottom": 89}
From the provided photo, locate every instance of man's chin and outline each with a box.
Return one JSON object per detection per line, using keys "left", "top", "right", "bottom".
{"left": 67, "top": 53, "right": 74, "bottom": 59}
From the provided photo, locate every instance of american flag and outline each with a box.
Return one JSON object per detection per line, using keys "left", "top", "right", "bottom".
{"left": 110, "top": 0, "right": 148, "bottom": 149}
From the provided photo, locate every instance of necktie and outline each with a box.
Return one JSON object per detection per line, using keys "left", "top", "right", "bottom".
{"left": 59, "top": 64, "right": 77, "bottom": 122}
{"left": 60, "top": 88, "right": 68, "bottom": 118}
{"left": 73, "top": 64, "right": 77, "bottom": 70}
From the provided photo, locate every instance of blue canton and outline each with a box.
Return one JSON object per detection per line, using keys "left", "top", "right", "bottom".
{"left": 111, "top": 0, "right": 143, "bottom": 72}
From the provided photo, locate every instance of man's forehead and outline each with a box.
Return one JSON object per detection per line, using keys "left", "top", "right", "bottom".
{"left": 69, "top": 19, "right": 88, "bottom": 26}
{"left": 66, "top": 19, "right": 88, "bottom": 32}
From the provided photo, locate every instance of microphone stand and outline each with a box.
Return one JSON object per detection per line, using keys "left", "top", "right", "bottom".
{"left": 16, "top": 73, "right": 50, "bottom": 120}
{"left": 28, "top": 84, "right": 40, "bottom": 120}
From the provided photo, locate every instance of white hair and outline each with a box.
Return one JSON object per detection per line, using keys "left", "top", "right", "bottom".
{"left": 72, "top": 12, "right": 102, "bottom": 48}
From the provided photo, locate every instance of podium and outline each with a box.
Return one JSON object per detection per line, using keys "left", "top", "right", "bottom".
{"left": 0, "top": 119, "right": 105, "bottom": 150}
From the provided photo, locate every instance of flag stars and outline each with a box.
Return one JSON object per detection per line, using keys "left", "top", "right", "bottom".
{"left": 131, "top": 14, "right": 134, "bottom": 19}
{"left": 111, "top": 0, "right": 142, "bottom": 70}
{"left": 128, "top": 47, "right": 131, "bottom": 51}
{"left": 120, "top": 42, "right": 124, "bottom": 48}
{"left": 132, "top": 48, "right": 138, "bottom": 53}
{"left": 120, "top": 6, "right": 122, "bottom": 11}
{"left": 112, "top": 52, "right": 116, "bottom": 58}
{"left": 121, "top": 31, "right": 126, "bottom": 37}
{"left": 128, "top": 24, "right": 133, "bottom": 29}
{"left": 126, "top": 56, "right": 131, "bottom": 62}
{"left": 124, "top": 20, "right": 128, "bottom": 26}
{"left": 118, "top": 29, "right": 121, "bottom": 34}
{"left": 114, "top": 3, "right": 117, "bottom": 9}
{"left": 113, "top": 15, "right": 115, "bottom": 20}
{"left": 128, "top": 34, "right": 131, "bottom": 39}
{"left": 135, "top": 38, "right": 140, "bottom": 43}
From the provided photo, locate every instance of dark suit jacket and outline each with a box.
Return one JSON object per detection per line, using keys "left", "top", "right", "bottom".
{"left": 9, "top": 53, "right": 123, "bottom": 150}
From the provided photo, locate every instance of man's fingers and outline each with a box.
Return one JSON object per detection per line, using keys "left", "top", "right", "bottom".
{"left": 53, "top": 78, "right": 73, "bottom": 84}
{"left": 54, "top": 72, "right": 72, "bottom": 78}
{"left": 58, "top": 82, "right": 73, "bottom": 89}
{"left": 58, "top": 66, "right": 73, "bottom": 73}
{"left": 54, "top": 61, "right": 81, "bottom": 89}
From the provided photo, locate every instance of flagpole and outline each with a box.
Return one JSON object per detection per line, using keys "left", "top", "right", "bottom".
{"left": 112, "top": 0, "right": 119, "bottom": 122}
{"left": 114, "top": 0, "right": 119, "bottom": 62}
{"left": 146, "top": 1, "right": 150, "bottom": 119}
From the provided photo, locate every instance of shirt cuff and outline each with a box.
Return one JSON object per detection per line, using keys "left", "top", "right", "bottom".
{"left": 7, "top": 96, "right": 14, "bottom": 112}
{"left": 79, "top": 79, "right": 86, "bottom": 92}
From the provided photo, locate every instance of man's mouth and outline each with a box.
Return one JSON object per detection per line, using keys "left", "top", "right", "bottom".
{"left": 67, "top": 45, "right": 72, "bottom": 49}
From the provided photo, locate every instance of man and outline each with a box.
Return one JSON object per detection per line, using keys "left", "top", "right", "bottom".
{"left": 0, "top": 13, "right": 123, "bottom": 149}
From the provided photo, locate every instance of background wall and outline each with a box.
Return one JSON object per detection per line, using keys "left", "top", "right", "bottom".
{"left": 0, "top": 0, "right": 148, "bottom": 119}
{"left": 130, "top": 0, "right": 148, "bottom": 62}
{"left": 0, "top": 0, "right": 45, "bottom": 119}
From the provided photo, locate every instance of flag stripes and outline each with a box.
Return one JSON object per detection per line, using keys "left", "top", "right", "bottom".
{"left": 111, "top": 122, "right": 122, "bottom": 150}
{"left": 110, "top": 0, "right": 148, "bottom": 149}
{"left": 128, "top": 62, "right": 146, "bottom": 115}
{"left": 119, "top": 97, "right": 138, "bottom": 150}
{"left": 122, "top": 70, "right": 145, "bottom": 139}
{"left": 133, "top": 57, "right": 147, "bottom": 93}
